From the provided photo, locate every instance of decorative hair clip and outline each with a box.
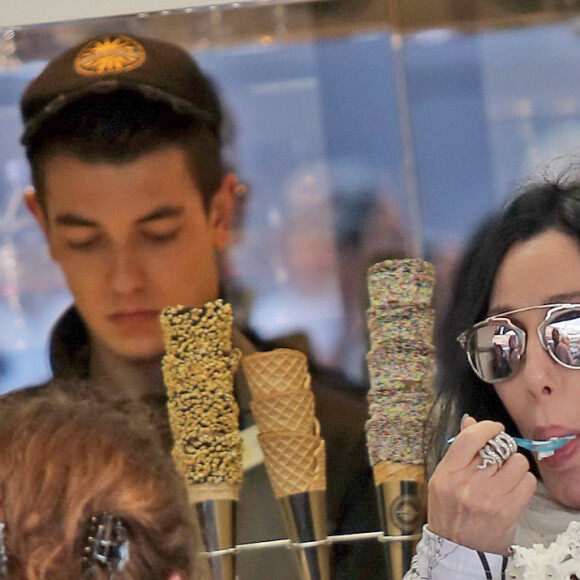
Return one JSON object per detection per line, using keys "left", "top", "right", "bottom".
{"left": 82, "top": 513, "right": 129, "bottom": 578}
{"left": 0, "top": 522, "right": 7, "bottom": 577}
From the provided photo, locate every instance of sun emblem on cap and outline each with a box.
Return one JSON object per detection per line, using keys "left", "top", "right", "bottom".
{"left": 74, "top": 35, "right": 146, "bottom": 76}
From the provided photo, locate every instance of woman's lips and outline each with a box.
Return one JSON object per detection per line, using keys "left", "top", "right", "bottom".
{"left": 538, "top": 435, "right": 580, "bottom": 468}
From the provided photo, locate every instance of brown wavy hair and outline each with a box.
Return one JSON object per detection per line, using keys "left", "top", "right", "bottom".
{"left": 0, "top": 387, "right": 200, "bottom": 579}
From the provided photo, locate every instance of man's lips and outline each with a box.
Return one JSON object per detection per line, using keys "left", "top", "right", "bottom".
{"left": 108, "top": 310, "right": 159, "bottom": 323}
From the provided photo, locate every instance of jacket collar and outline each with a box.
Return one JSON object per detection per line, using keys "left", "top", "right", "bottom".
{"left": 49, "top": 306, "right": 90, "bottom": 380}
{"left": 48, "top": 304, "right": 255, "bottom": 426}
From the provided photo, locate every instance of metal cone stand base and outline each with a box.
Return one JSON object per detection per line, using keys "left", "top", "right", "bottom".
{"left": 278, "top": 490, "right": 331, "bottom": 580}
{"left": 195, "top": 499, "right": 237, "bottom": 580}
{"left": 376, "top": 480, "right": 426, "bottom": 580}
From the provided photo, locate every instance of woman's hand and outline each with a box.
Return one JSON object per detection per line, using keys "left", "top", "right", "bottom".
{"left": 427, "top": 415, "right": 537, "bottom": 555}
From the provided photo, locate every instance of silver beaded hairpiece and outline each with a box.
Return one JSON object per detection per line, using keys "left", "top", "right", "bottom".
{"left": 0, "top": 514, "right": 128, "bottom": 579}
{"left": 82, "top": 513, "right": 130, "bottom": 578}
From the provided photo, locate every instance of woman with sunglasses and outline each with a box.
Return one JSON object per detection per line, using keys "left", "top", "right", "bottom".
{"left": 405, "top": 175, "right": 580, "bottom": 578}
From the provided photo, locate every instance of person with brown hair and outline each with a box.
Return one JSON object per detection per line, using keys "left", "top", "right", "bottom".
{"left": 0, "top": 386, "right": 203, "bottom": 579}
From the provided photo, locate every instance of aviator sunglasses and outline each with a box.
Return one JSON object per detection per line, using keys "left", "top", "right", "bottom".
{"left": 457, "top": 303, "right": 580, "bottom": 384}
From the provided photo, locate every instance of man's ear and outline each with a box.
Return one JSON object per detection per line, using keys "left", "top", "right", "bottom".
{"left": 209, "top": 173, "right": 238, "bottom": 250}
{"left": 24, "top": 187, "right": 48, "bottom": 235}
{"left": 24, "top": 188, "right": 56, "bottom": 259}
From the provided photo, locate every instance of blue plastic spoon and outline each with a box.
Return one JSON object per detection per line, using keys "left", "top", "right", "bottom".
{"left": 446, "top": 434, "right": 576, "bottom": 453}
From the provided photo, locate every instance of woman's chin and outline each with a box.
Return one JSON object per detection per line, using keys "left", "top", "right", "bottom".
{"left": 545, "top": 477, "right": 580, "bottom": 510}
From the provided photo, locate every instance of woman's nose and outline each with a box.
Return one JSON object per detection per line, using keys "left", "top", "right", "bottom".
{"left": 518, "top": 333, "right": 558, "bottom": 397}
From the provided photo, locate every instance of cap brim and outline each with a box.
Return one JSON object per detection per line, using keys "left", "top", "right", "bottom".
{"left": 21, "top": 79, "right": 217, "bottom": 146}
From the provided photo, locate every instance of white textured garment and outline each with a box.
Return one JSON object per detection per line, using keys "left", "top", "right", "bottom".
{"left": 403, "top": 483, "right": 580, "bottom": 580}
{"left": 515, "top": 482, "right": 580, "bottom": 548}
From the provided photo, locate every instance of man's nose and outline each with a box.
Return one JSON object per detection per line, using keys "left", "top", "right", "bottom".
{"left": 109, "top": 245, "right": 145, "bottom": 294}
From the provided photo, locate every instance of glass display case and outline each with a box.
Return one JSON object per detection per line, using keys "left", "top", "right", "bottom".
{"left": 2, "top": 0, "right": 580, "bottom": 396}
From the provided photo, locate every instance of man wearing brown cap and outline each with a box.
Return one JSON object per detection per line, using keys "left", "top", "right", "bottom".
{"left": 17, "top": 33, "right": 383, "bottom": 579}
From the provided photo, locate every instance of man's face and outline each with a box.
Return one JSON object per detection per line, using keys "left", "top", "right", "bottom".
{"left": 28, "top": 147, "right": 235, "bottom": 361}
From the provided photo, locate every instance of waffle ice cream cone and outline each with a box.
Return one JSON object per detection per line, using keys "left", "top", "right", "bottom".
{"left": 242, "top": 348, "right": 308, "bottom": 398}
{"left": 244, "top": 348, "right": 330, "bottom": 579}
{"left": 258, "top": 432, "right": 326, "bottom": 498}
{"left": 250, "top": 390, "right": 316, "bottom": 434}
{"left": 242, "top": 348, "right": 326, "bottom": 499}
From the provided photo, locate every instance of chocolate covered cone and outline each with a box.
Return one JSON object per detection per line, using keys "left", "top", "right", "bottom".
{"left": 160, "top": 301, "right": 242, "bottom": 580}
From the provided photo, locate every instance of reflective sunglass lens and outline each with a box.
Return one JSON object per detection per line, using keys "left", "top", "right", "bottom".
{"left": 544, "top": 309, "right": 580, "bottom": 367}
{"left": 469, "top": 324, "right": 523, "bottom": 383}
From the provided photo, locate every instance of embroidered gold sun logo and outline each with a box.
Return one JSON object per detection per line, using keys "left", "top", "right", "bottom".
{"left": 74, "top": 35, "right": 146, "bottom": 76}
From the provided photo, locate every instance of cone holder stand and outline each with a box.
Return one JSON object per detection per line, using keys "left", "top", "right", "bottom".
{"left": 200, "top": 530, "right": 422, "bottom": 557}
{"left": 195, "top": 499, "right": 237, "bottom": 580}
{"left": 200, "top": 531, "right": 422, "bottom": 580}
{"left": 375, "top": 480, "right": 426, "bottom": 580}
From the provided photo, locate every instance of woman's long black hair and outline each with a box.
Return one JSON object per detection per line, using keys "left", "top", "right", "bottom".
{"left": 427, "top": 175, "right": 580, "bottom": 476}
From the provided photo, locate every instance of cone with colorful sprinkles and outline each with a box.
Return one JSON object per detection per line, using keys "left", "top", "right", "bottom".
{"left": 365, "top": 259, "right": 436, "bottom": 579}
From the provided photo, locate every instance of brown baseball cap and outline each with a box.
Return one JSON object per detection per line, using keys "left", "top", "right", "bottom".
{"left": 20, "top": 34, "right": 221, "bottom": 146}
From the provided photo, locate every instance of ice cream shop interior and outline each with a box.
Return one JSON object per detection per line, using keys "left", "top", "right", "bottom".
{"left": 3, "top": 1, "right": 580, "bottom": 579}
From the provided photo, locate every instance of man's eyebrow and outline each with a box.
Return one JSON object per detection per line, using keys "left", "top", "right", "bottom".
{"left": 136, "top": 206, "right": 184, "bottom": 224}
{"left": 53, "top": 206, "right": 185, "bottom": 228}
{"left": 54, "top": 213, "right": 98, "bottom": 227}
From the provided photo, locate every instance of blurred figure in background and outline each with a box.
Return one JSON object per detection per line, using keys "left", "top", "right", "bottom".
{"left": 553, "top": 328, "right": 574, "bottom": 366}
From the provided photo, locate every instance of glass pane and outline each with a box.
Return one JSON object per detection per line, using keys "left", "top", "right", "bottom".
{"left": 0, "top": 6, "right": 410, "bottom": 393}
{"left": 401, "top": 11, "right": 580, "bottom": 314}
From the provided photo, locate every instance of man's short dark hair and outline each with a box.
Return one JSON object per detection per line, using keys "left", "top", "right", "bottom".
{"left": 27, "top": 91, "right": 226, "bottom": 213}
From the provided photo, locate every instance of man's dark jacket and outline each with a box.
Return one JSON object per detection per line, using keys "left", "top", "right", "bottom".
{"left": 20, "top": 306, "right": 386, "bottom": 579}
